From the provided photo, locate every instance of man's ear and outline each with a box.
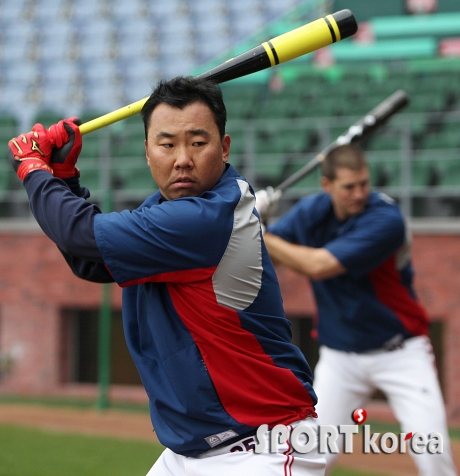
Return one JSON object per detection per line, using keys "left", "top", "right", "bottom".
{"left": 145, "top": 140, "right": 150, "bottom": 165}
{"left": 321, "top": 176, "right": 331, "bottom": 192}
{"left": 222, "top": 134, "right": 230, "bottom": 163}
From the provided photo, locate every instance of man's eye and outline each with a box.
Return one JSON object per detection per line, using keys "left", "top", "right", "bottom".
{"left": 161, "top": 143, "right": 173, "bottom": 148}
{"left": 193, "top": 141, "right": 206, "bottom": 146}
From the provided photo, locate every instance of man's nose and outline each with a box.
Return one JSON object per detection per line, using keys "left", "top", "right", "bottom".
{"left": 174, "top": 147, "right": 193, "bottom": 168}
{"left": 353, "top": 186, "right": 367, "bottom": 199}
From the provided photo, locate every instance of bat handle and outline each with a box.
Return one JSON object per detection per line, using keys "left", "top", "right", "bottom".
{"left": 275, "top": 154, "right": 325, "bottom": 193}
{"left": 79, "top": 97, "right": 149, "bottom": 136}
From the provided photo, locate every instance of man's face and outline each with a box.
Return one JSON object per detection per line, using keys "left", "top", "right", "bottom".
{"left": 321, "top": 166, "right": 370, "bottom": 221}
{"left": 145, "top": 102, "right": 230, "bottom": 201}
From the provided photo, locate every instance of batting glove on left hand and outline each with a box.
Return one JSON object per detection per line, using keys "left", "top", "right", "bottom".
{"left": 8, "top": 124, "right": 54, "bottom": 181}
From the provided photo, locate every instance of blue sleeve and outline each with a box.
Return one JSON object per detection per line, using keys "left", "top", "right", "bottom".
{"left": 325, "top": 203, "right": 405, "bottom": 277}
{"left": 95, "top": 192, "right": 234, "bottom": 286}
{"left": 267, "top": 196, "right": 318, "bottom": 245}
{"left": 268, "top": 193, "right": 326, "bottom": 248}
{"left": 23, "top": 171, "right": 113, "bottom": 282}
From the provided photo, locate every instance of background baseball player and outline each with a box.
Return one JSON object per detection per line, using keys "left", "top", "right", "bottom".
{"left": 7, "top": 76, "right": 326, "bottom": 476}
{"left": 256, "top": 143, "right": 457, "bottom": 476}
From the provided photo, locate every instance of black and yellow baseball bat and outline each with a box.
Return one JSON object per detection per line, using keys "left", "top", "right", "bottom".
{"left": 79, "top": 10, "right": 357, "bottom": 135}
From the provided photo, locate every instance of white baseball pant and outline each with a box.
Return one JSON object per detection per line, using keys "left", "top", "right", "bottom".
{"left": 146, "top": 417, "right": 326, "bottom": 476}
{"left": 313, "top": 335, "right": 457, "bottom": 476}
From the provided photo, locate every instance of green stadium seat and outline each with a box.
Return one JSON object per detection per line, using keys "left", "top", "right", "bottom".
{"left": 442, "top": 121, "right": 460, "bottom": 133}
{"left": 367, "top": 135, "right": 401, "bottom": 151}
{"left": 81, "top": 132, "right": 103, "bottom": 159}
{"left": 0, "top": 111, "right": 18, "bottom": 154}
{"left": 411, "top": 160, "right": 437, "bottom": 187}
{"left": 0, "top": 112, "right": 18, "bottom": 131}
{"left": 278, "top": 129, "right": 310, "bottom": 153}
{"left": 409, "top": 115, "right": 428, "bottom": 136}
{"left": 227, "top": 154, "right": 242, "bottom": 172}
{"left": 299, "top": 99, "right": 339, "bottom": 118}
{"left": 111, "top": 156, "right": 154, "bottom": 193}
{"left": 256, "top": 96, "right": 296, "bottom": 119}
{"left": 227, "top": 128, "right": 245, "bottom": 157}
{"left": 284, "top": 80, "right": 324, "bottom": 101}
{"left": 112, "top": 116, "right": 145, "bottom": 160}
{"left": 407, "top": 94, "right": 446, "bottom": 114}
{"left": 76, "top": 157, "right": 101, "bottom": 192}
{"left": 111, "top": 133, "right": 146, "bottom": 159}
{"left": 411, "top": 151, "right": 460, "bottom": 188}
{"left": 221, "top": 84, "right": 262, "bottom": 102}
{"left": 286, "top": 161, "right": 322, "bottom": 190}
{"left": 433, "top": 155, "right": 460, "bottom": 188}
{"left": 419, "top": 131, "right": 460, "bottom": 150}
{"left": 254, "top": 153, "right": 286, "bottom": 188}
{"left": 227, "top": 128, "right": 250, "bottom": 170}
{"left": 0, "top": 113, "right": 19, "bottom": 196}
{"left": 370, "top": 12, "right": 460, "bottom": 39}
{"left": 368, "top": 157, "right": 401, "bottom": 188}
{"left": 226, "top": 98, "right": 258, "bottom": 119}
{"left": 331, "top": 38, "right": 437, "bottom": 62}
{"left": 0, "top": 164, "right": 15, "bottom": 197}
{"left": 255, "top": 130, "right": 282, "bottom": 155}
{"left": 42, "top": 110, "right": 104, "bottom": 160}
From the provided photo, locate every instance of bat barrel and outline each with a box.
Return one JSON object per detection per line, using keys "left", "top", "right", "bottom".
{"left": 368, "top": 90, "right": 409, "bottom": 123}
{"left": 196, "top": 10, "right": 357, "bottom": 84}
{"left": 336, "top": 90, "right": 410, "bottom": 146}
{"left": 79, "top": 10, "right": 357, "bottom": 135}
{"left": 275, "top": 90, "right": 410, "bottom": 193}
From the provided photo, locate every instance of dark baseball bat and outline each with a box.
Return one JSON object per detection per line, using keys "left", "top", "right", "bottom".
{"left": 275, "top": 89, "right": 410, "bottom": 193}
{"left": 79, "top": 10, "right": 357, "bottom": 135}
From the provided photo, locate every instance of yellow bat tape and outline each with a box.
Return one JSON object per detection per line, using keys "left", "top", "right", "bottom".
{"left": 261, "top": 14, "right": 342, "bottom": 66}
{"left": 79, "top": 10, "right": 357, "bottom": 136}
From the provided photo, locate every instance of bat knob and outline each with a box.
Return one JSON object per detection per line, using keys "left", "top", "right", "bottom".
{"left": 332, "top": 9, "right": 358, "bottom": 40}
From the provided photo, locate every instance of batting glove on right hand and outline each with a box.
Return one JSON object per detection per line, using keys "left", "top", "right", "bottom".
{"left": 48, "top": 116, "right": 82, "bottom": 179}
{"left": 255, "top": 186, "right": 281, "bottom": 222}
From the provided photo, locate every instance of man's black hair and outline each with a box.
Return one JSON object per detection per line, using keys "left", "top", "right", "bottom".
{"left": 141, "top": 76, "right": 227, "bottom": 140}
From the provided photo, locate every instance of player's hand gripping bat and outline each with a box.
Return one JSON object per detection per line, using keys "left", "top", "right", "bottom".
{"left": 255, "top": 90, "right": 410, "bottom": 221}
{"left": 78, "top": 10, "right": 357, "bottom": 135}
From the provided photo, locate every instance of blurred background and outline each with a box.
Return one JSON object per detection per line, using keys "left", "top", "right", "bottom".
{"left": 0, "top": 0, "right": 460, "bottom": 438}
{"left": 0, "top": 0, "right": 459, "bottom": 219}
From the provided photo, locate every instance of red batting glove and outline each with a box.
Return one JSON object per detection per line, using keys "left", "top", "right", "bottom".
{"left": 8, "top": 124, "right": 53, "bottom": 181}
{"left": 48, "top": 116, "right": 82, "bottom": 179}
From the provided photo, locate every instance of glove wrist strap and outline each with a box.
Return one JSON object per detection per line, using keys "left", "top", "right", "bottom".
{"left": 52, "top": 164, "right": 80, "bottom": 179}
{"left": 17, "top": 159, "right": 53, "bottom": 181}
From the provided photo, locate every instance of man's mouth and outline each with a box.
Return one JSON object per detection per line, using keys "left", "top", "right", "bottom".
{"left": 172, "top": 177, "right": 196, "bottom": 186}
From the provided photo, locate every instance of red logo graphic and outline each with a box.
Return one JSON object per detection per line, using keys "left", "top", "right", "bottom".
{"left": 352, "top": 408, "right": 367, "bottom": 425}
{"left": 405, "top": 432, "right": 413, "bottom": 440}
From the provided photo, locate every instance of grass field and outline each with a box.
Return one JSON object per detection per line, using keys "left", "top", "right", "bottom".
{"left": 0, "top": 423, "right": 162, "bottom": 476}
{"left": 1, "top": 396, "right": 458, "bottom": 476}
{"left": 0, "top": 422, "right": 387, "bottom": 476}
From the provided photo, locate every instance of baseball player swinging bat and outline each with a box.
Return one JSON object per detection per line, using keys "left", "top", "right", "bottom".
{"left": 259, "top": 89, "right": 410, "bottom": 215}
{"left": 79, "top": 9, "right": 357, "bottom": 136}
